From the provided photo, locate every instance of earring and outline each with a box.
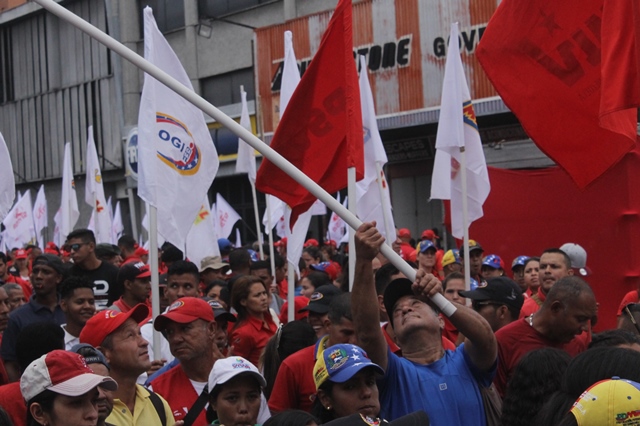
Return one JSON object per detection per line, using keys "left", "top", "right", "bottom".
{"left": 325, "top": 405, "right": 331, "bottom": 411}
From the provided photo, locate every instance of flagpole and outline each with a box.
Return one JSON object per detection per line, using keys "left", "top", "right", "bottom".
{"left": 149, "top": 206, "right": 161, "bottom": 358}
{"left": 460, "top": 147, "right": 471, "bottom": 291}
{"left": 375, "top": 162, "right": 393, "bottom": 247}
{"left": 348, "top": 167, "right": 356, "bottom": 291}
{"left": 249, "top": 181, "right": 264, "bottom": 259}
{"left": 287, "top": 263, "right": 295, "bottom": 322}
{"left": 35, "top": 0, "right": 456, "bottom": 318}
{"left": 266, "top": 197, "right": 276, "bottom": 285}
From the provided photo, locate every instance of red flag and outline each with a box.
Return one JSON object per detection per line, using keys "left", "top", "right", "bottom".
{"left": 476, "top": 0, "right": 640, "bottom": 189}
{"left": 255, "top": 0, "right": 363, "bottom": 226}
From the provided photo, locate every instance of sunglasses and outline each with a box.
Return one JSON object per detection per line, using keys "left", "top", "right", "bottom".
{"left": 64, "top": 242, "right": 88, "bottom": 252}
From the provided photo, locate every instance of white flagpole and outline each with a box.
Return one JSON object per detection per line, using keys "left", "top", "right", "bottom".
{"left": 250, "top": 181, "right": 264, "bottom": 259}
{"left": 149, "top": 206, "right": 161, "bottom": 358}
{"left": 35, "top": 0, "right": 455, "bottom": 317}
{"left": 266, "top": 197, "right": 276, "bottom": 284}
{"left": 375, "top": 163, "right": 393, "bottom": 247}
{"left": 460, "top": 148, "right": 471, "bottom": 291}
{"left": 288, "top": 264, "right": 295, "bottom": 322}
{"left": 348, "top": 167, "right": 356, "bottom": 291}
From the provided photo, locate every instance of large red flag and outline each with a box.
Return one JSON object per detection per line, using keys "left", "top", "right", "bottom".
{"left": 476, "top": 0, "right": 640, "bottom": 189}
{"left": 255, "top": 0, "right": 363, "bottom": 225}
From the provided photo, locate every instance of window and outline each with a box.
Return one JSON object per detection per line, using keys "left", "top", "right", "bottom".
{"left": 198, "top": 0, "right": 274, "bottom": 18}
{"left": 201, "top": 68, "right": 255, "bottom": 107}
{"left": 138, "top": 0, "right": 185, "bottom": 34}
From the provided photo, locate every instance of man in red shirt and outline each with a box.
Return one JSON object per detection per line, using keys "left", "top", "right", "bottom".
{"left": 109, "top": 261, "right": 152, "bottom": 313}
{"left": 268, "top": 292, "right": 355, "bottom": 414}
{"left": 494, "top": 276, "right": 596, "bottom": 396}
{"left": 459, "top": 239, "right": 484, "bottom": 284}
{"left": 396, "top": 228, "right": 416, "bottom": 262}
{"left": 520, "top": 248, "right": 573, "bottom": 318}
{"left": 149, "top": 297, "right": 224, "bottom": 425}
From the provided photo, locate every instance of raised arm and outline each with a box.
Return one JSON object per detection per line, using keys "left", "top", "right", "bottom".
{"left": 352, "top": 222, "right": 389, "bottom": 370}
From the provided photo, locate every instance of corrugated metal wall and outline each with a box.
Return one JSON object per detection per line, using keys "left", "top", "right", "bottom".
{"left": 255, "top": 0, "right": 500, "bottom": 134}
{"left": 0, "top": 0, "right": 121, "bottom": 184}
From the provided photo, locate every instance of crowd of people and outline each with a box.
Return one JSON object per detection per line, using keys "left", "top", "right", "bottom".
{"left": 0, "top": 224, "right": 635, "bottom": 426}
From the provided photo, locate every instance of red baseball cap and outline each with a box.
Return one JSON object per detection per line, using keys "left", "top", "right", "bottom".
{"left": 14, "top": 249, "right": 28, "bottom": 260}
{"left": 304, "top": 239, "right": 319, "bottom": 248}
{"left": 20, "top": 350, "right": 117, "bottom": 402}
{"left": 154, "top": 297, "right": 215, "bottom": 331}
{"left": 398, "top": 228, "right": 411, "bottom": 239}
{"left": 79, "top": 304, "right": 149, "bottom": 348}
{"left": 421, "top": 229, "right": 438, "bottom": 240}
{"left": 274, "top": 238, "right": 288, "bottom": 248}
{"left": 134, "top": 246, "right": 149, "bottom": 257}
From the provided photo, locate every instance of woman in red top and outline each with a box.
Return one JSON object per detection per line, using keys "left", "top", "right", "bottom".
{"left": 230, "top": 276, "right": 277, "bottom": 366}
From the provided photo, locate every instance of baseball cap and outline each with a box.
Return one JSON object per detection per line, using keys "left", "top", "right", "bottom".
{"left": 323, "top": 411, "right": 430, "bottom": 426}
{"left": 511, "top": 255, "right": 530, "bottom": 270}
{"left": 20, "top": 350, "right": 117, "bottom": 402}
{"left": 208, "top": 356, "right": 266, "bottom": 392}
{"left": 70, "top": 343, "right": 110, "bottom": 371}
{"left": 482, "top": 254, "right": 503, "bottom": 270}
{"left": 459, "top": 277, "right": 524, "bottom": 311}
{"left": 324, "top": 240, "right": 337, "bottom": 247}
{"left": 313, "top": 344, "right": 384, "bottom": 390}
{"left": 79, "top": 304, "right": 149, "bottom": 348}
{"left": 134, "top": 246, "right": 149, "bottom": 257}
{"left": 32, "top": 254, "right": 66, "bottom": 275}
{"left": 304, "top": 239, "right": 319, "bottom": 248}
{"left": 560, "top": 243, "right": 591, "bottom": 276}
{"left": 299, "top": 285, "right": 341, "bottom": 314}
{"left": 202, "top": 298, "right": 236, "bottom": 323}
{"left": 117, "top": 261, "right": 151, "bottom": 287}
{"left": 442, "top": 249, "right": 461, "bottom": 268}
{"left": 310, "top": 261, "right": 341, "bottom": 281}
{"left": 419, "top": 240, "right": 436, "bottom": 253}
{"left": 570, "top": 377, "right": 640, "bottom": 426}
{"left": 44, "top": 242, "right": 60, "bottom": 255}
{"left": 398, "top": 228, "right": 411, "bottom": 239}
{"left": 218, "top": 238, "right": 233, "bottom": 252}
{"left": 199, "top": 255, "right": 229, "bottom": 273}
{"left": 459, "top": 240, "right": 484, "bottom": 257}
{"left": 95, "top": 243, "right": 121, "bottom": 258}
{"left": 274, "top": 237, "right": 288, "bottom": 248}
{"left": 14, "top": 249, "right": 28, "bottom": 260}
{"left": 383, "top": 278, "right": 415, "bottom": 319}
{"left": 247, "top": 249, "right": 259, "bottom": 262}
{"left": 421, "top": 229, "right": 438, "bottom": 240}
{"left": 154, "top": 297, "right": 215, "bottom": 331}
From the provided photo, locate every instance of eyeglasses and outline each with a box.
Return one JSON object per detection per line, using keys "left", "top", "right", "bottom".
{"left": 64, "top": 242, "right": 88, "bottom": 252}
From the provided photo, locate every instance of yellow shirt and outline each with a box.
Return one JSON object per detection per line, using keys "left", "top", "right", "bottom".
{"left": 106, "top": 384, "right": 175, "bottom": 426}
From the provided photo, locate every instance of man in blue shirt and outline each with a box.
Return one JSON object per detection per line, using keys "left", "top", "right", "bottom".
{"left": 1, "top": 254, "right": 66, "bottom": 381}
{"left": 352, "top": 223, "right": 497, "bottom": 425}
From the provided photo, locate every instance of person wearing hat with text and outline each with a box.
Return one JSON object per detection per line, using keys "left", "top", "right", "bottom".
{"left": 109, "top": 262, "right": 152, "bottom": 315}
{"left": 1, "top": 253, "right": 67, "bottom": 382}
{"left": 8, "top": 249, "right": 31, "bottom": 284}
{"left": 460, "top": 277, "right": 525, "bottom": 333}
{"left": 79, "top": 304, "right": 175, "bottom": 426}
{"left": 21, "top": 350, "right": 118, "bottom": 426}
{"left": 481, "top": 255, "right": 505, "bottom": 279}
{"left": 352, "top": 222, "right": 496, "bottom": 425}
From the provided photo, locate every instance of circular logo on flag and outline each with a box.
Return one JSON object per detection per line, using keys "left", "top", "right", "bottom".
{"left": 125, "top": 128, "right": 139, "bottom": 181}
{"left": 155, "top": 113, "right": 201, "bottom": 176}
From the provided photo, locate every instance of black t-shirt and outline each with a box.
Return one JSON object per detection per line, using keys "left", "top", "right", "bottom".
{"left": 68, "top": 261, "right": 119, "bottom": 310}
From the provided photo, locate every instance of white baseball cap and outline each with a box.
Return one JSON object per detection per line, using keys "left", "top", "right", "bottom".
{"left": 21, "top": 350, "right": 118, "bottom": 402}
{"left": 560, "top": 243, "right": 591, "bottom": 276}
{"left": 208, "top": 357, "right": 266, "bottom": 392}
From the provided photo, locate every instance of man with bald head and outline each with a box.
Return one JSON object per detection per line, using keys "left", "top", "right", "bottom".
{"left": 494, "top": 275, "right": 597, "bottom": 396}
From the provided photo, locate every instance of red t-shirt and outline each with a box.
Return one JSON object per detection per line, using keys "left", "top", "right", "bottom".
{"left": 230, "top": 314, "right": 277, "bottom": 367}
{"left": 278, "top": 278, "right": 288, "bottom": 300}
{"left": 150, "top": 365, "right": 207, "bottom": 425}
{"left": 519, "top": 288, "right": 546, "bottom": 318}
{"left": 0, "top": 382, "right": 25, "bottom": 426}
{"left": 494, "top": 317, "right": 590, "bottom": 397}
{"left": 617, "top": 290, "right": 639, "bottom": 316}
{"left": 268, "top": 339, "right": 325, "bottom": 413}
{"left": 399, "top": 242, "right": 417, "bottom": 262}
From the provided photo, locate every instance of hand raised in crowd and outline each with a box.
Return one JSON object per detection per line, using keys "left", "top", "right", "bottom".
{"left": 354, "top": 222, "right": 385, "bottom": 261}
{"left": 412, "top": 268, "right": 443, "bottom": 305}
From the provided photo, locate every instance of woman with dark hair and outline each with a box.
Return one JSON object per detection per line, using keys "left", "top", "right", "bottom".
{"left": 523, "top": 257, "right": 540, "bottom": 297}
{"left": 262, "top": 410, "right": 318, "bottom": 426}
{"left": 535, "top": 347, "right": 640, "bottom": 425}
{"left": 230, "top": 275, "right": 278, "bottom": 367}
{"left": 21, "top": 350, "right": 117, "bottom": 426}
{"left": 501, "top": 348, "right": 571, "bottom": 426}
{"left": 301, "top": 247, "right": 322, "bottom": 272}
{"left": 299, "top": 272, "right": 332, "bottom": 299}
{"left": 260, "top": 321, "right": 316, "bottom": 400}
{"left": 207, "top": 356, "right": 267, "bottom": 426}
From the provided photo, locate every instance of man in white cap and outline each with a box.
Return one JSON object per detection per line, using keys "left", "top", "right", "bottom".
{"left": 559, "top": 243, "right": 591, "bottom": 277}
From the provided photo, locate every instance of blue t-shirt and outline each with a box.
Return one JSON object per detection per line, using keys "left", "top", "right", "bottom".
{"left": 378, "top": 343, "right": 495, "bottom": 426}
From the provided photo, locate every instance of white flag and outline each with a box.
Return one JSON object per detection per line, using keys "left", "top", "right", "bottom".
{"left": 355, "top": 56, "right": 396, "bottom": 242}
{"left": 430, "top": 23, "right": 490, "bottom": 238}
{"left": 310, "top": 199, "right": 327, "bottom": 216}
{"left": 3, "top": 190, "right": 35, "bottom": 247}
{"left": 85, "top": 126, "right": 112, "bottom": 243}
{"left": 216, "top": 193, "right": 241, "bottom": 239}
{"left": 33, "top": 184, "right": 47, "bottom": 249}
{"left": 137, "top": 7, "right": 219, "bottom": 250}
{"left": 286, "top": 207, "right": 313, "bottom": 276}
{"left": 58, "top": 142, "right": 80, "bottom": 241}
{"left": 112, "top": 201, "right": 124, "bottom": 244}
{"left": 235, "top": 87, "right": 256, "bottom": 184}
{"left": 186, "top": 196, "right": 220, "bottom": 268}
{"left": 0, "top": 133, "right": 15, "bottom": 221}
{"left": 262, "top": 195, "right": 286, "bottom": 237}
{"left": 327, "top": 194, "right": 347, "bottom": 244}
{"left": 53, "top": 209, "right": 61, "bottom": 247}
